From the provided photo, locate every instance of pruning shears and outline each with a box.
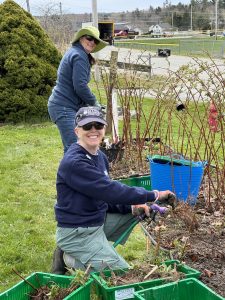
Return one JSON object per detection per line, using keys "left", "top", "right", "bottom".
{"left": 113, "top": 203, "right": 168, "bottom": 248}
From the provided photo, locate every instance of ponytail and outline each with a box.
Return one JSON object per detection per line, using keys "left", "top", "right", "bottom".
{"left": 88, "top": 53, "right": 96, "bottom": 66}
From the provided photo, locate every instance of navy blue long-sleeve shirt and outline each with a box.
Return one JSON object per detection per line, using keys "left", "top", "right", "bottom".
{"left": 48, "top": 42, "right": 97, "bottom": 110}
{"left": 55, "top": 143, "right": 157, "bottom": 228}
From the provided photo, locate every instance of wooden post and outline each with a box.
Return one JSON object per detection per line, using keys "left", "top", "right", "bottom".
{"left": 106, "top": 50, "right": 118, "bottom": 135}
{"left": 112, "top": 89, "right": 119, "bottom": 142}
{"left": 92, "top": 0, "right": 100, "bottom": 81}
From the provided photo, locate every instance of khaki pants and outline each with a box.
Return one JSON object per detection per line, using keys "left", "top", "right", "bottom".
{"left": 56, "top": 213, "right": 136, "bottom": 271}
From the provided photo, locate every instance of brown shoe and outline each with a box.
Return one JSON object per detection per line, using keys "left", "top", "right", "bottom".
{"left": 51, "top": 246, "right": 66, "bottom": 275}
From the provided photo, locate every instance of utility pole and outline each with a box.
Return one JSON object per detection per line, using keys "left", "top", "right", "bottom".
{"left": 215, "top": 0, "right": 218, "bottom": 40}
{"left": 190, "top": 4, "right": 193, "bottom": 31}
{"left": 171, "top": 11, "right": 173, "bottom": 31}
{"left": 26, "top": 0, "right": 30, "bottom": 13}
{"left": 59, "top": 2, "right": 62, "bottom": 16}
{"left": 92, "top": 0, "right": 100, "bottom": 81}
{"left": 92, "top": 0, "right": 98, "bottom": 28}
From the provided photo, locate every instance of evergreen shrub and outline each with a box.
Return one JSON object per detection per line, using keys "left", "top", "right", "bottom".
{"left": 0, "top": 0, "right": 62, "bottom": 123}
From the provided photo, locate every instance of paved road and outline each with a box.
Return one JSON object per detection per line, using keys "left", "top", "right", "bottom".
{"left": 98, "top": 45, "right": 225, "bottom": 77}
{"left": 97, "top": 46, "right": 225, "bottom": 102}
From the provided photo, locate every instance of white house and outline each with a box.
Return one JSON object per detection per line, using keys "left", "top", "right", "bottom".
{"left": 148, "top": 24, "right": 163, "bottom": 36}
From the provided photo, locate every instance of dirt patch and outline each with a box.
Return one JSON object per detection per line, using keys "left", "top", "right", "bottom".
{"left": 142, "top": 199, "right": 225, "bottom": 297}
{"left": 109, "top": 150, "right": 225, "bottom": 297}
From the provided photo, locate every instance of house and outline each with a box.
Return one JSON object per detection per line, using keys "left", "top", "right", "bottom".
{"left": 148, "top": 24, "right": 163, "bottom": 37}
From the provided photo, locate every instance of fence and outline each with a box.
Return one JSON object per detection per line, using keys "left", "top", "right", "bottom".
{"left": 115, "top": 39, "right": 225, "bottom": 58}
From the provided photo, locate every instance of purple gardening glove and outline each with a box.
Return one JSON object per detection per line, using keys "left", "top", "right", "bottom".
{"left": 150, "top": 203, "right": 167, "bottom": 215}
{"left": 132, "top": 203, "right": 168, "bottom": 221}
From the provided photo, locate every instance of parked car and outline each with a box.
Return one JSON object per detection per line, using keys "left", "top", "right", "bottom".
{"left": 163, "top": 31, "right": 174, "bottom": 37}
{"left": 114, "top": 29, "right": 139, "bottom": 39}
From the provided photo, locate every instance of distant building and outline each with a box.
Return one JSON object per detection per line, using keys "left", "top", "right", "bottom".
{"left": 148, "top": 24, "right": 163, "bottom": 36}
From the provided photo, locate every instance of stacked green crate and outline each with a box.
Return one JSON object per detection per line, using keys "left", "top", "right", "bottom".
{"left": 0, "top": 272, "right": 92, "bottom": 300}
{"left": 92, "top": 269, "right": 164, "bottom": 300}
{"left": 91, "top": 260, "right": 200, "bottom": 300}
{"left": 134, "top": 278, "right": 225, "bottom": 300}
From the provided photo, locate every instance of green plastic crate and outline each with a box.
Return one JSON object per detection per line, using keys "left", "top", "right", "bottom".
{"left": 92, "top": 269, "right": 164, "bottom": 300}
{"left": 91, "top": 260, "right": 200, "bottom": 300}
{"left": 136, "top": 176, "right": 151, "bottom": 191}
{"left": 134, "top": 278, "right": 225, "bottom": 300}
{"left": 118, "top": 175, "right": 151, "bottom": 191}
{"left": 0, "top": 272, "right": 93, "bottom": 300}
{"left": 118, "top": 176, "right": 138, "bottom": 187}
{"left": 163, "top": 259, "right": 201, "bottom": 279}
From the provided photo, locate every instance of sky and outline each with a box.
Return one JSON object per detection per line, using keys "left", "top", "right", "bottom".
{"left": 0, "top": 0, "right": 191, "bottom": 15}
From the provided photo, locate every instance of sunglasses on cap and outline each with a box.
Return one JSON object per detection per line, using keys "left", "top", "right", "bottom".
{"left": 80, "top": 122, "right": 105, "bottom": 131}
{"left": 83, "top": 35, "right": 99, "bottom": 45}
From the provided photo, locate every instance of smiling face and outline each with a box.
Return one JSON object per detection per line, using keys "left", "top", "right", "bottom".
{"left": 75, "top": 122, "right": 105, "bottom": 154}
{"left": 79, "top": 35, "right": 98, "bottom": 53}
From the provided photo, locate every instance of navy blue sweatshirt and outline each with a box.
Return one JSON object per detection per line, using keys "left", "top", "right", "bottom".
{"left": 48, "top": 42, "right": 97, "bottom": 111}
{"left": 55, "top": 143, "right": 157, "bottom": 228}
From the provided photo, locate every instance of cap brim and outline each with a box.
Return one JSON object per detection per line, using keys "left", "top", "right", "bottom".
{"left": 78, "top": 117, "right": 107, "bottom": 126}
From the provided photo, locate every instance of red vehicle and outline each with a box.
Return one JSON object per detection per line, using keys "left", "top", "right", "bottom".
{"left": 114, "top": 29, "right": 138, "bottom": 39}
{"left": 114, "top": 30, "right": 128, "bottom": 37}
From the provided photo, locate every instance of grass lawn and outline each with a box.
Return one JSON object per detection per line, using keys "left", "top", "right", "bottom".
{"left": 0, "top": 123, "right": 62, "bottom": 291}
{"left": 114, "top": 36, "right": 225, "bottom": 57}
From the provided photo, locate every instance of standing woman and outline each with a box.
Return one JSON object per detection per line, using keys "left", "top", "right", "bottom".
{"left": 48, "top": 26, "right": 107, "bottom": 153}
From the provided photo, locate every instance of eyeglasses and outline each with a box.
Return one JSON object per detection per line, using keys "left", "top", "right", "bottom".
{"left": 84, "top": 35, "right": 99, "bottom": 45}
{"left": 81, "top": 122, "right": 105, "bottom": 131}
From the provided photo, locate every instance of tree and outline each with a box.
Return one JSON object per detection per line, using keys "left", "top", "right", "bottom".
{"left": 194, "top": 13, "right": 211, "bottom": 29}
{"left": 155, "top": 7, "right": 162, "bottom": 14}
{"left": 0, "top": 0, "right": 61, "bottom": 123}
{"left": 219, "top": 0, "right": 225, "bottom": 9}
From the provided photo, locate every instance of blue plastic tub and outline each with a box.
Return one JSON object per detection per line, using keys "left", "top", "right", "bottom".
{"left": 148, "top": 155, "right": 206, "bottom": 205}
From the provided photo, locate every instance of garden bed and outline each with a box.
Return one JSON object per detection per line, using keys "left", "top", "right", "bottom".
{"left": 142, "top": 199, "right": 225, "bottom": 297}
{"left": 110, "top": 155, "right": 225, "bottom": 298}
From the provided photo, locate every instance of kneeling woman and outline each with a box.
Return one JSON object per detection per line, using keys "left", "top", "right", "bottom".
{"left": 52, "top": 106, "right": 174, "bottom": 274}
